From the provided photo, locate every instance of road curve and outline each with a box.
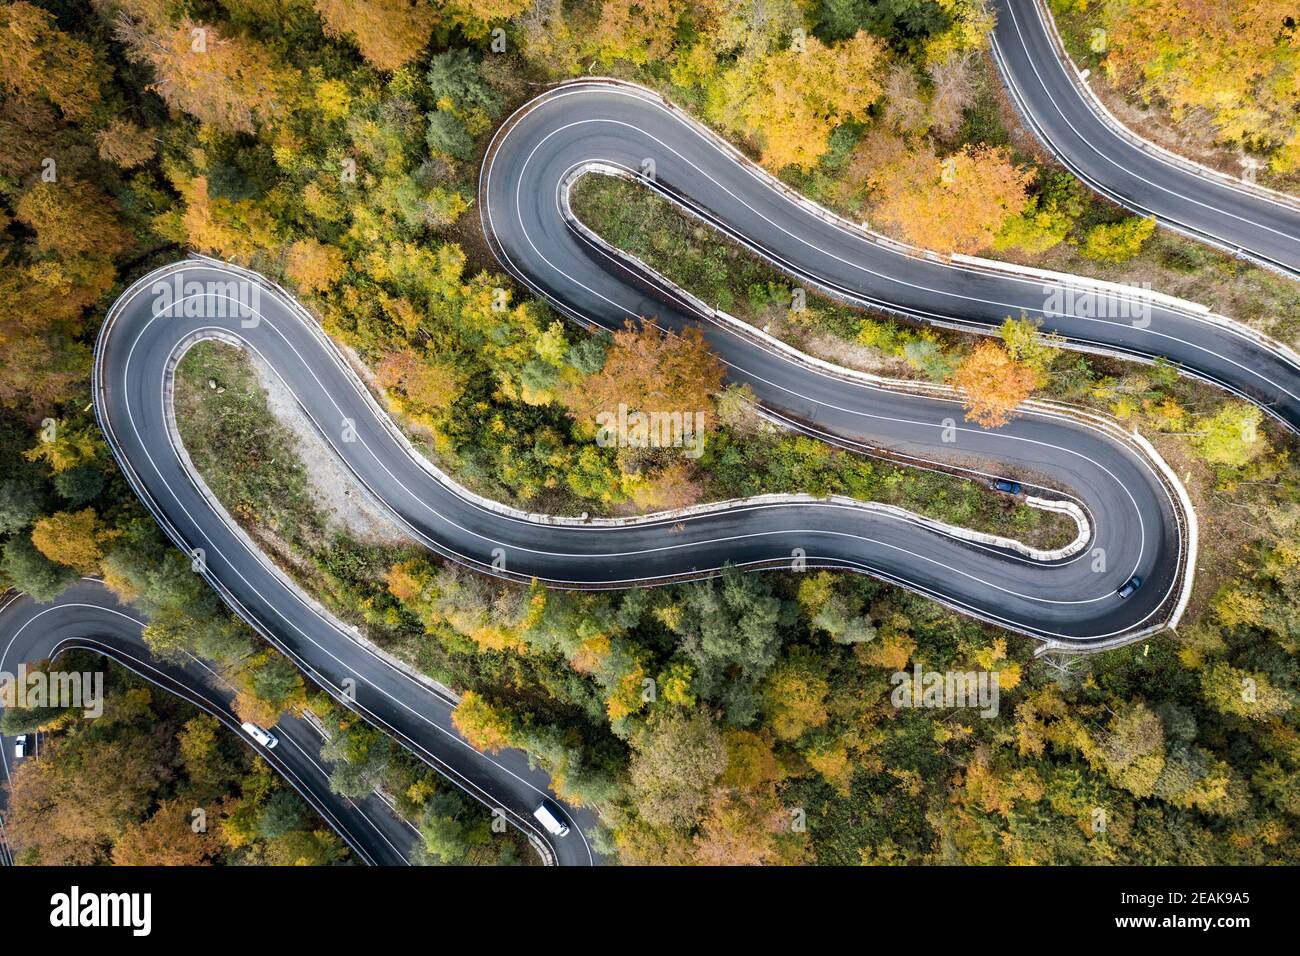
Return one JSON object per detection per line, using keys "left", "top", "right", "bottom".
{"left": 74, "top": 67, "right": 1300, "bottom": 865}
{"left": 94, "top": 264, "right": 602, "bottom": 865}
{"left": 84, "top": 250, "right": 1191, "bottom": 860}
{"left": 991, "top": 0, "right": 1300, "bottom": 279}
{"left": 485, "top": 79, "right": 1300, "bottom": 434}
{"left": 0, "top": 583, "right": 417, "bottom": 867}
{"left": 5, "top": 22, "right": 1294, "bottom": 868}
{"left": 104, "top": 255, "right": 1185, "bottom": 648}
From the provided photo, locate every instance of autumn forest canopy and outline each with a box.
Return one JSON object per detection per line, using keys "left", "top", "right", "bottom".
{"left": 0, "top": 0, "right": 1299, "bottom": 868}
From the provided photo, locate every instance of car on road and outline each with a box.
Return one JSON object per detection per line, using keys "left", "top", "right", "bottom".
{"left": 1117, "top": 576, "right": 1143, "bottom": 599}
{"left": 992, "top": 478, "right": 1023, "bottom": 495}
{"left": 533, "top": 799, "right": 570, "bottom": 837}
{"left": 13, "top": 735, "right": 27, "bottom": 759}
{"left": 240, "top": 722, "right": 279, "bottom": 749}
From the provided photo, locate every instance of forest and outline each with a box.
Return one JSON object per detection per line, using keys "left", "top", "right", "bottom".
{"left": 0, "top": 0, "right": 1297, "bottom": 865}
{"left": 2, "top": 655, "right": 347, "bottom": 864}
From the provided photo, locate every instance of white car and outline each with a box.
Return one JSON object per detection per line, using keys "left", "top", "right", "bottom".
{"left": 13, "top": 735, "right": 27, "bottom": 759}
{"left": 532, "top": 799, "right": 570, "bottom": 837}
{"left": 240, "top": 722, "right": 279, "bottom": 749}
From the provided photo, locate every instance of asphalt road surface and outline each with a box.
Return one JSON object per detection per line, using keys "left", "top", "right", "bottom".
{"left": 991, "top": 0, "right": 1300, "bottom": 280}
{"left": 484, "top": 80, "right": 1300, "bottom": 434}
{"left": 104, "top": 258, "right": 1183, "bottom": 647}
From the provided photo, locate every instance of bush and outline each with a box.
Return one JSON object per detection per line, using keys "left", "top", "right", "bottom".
{"left": 1080, "top": 216, "right": 1156, "bottom": 263}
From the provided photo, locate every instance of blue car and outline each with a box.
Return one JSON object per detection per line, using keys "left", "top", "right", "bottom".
{"left": 1117, "top": 576, "right": 1143, "bottom": 599}
{"left": 992, "top": 478, "right": 1022, "bottom": 495}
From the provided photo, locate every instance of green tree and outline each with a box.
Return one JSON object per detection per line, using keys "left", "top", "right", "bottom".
{"left": 628, "top": 710, "right": 727, "bottom": 829}
{"left": 994, "top": 172, "right": 1084, "bottom": 254}
{"left": 0, "top": 479, "right": 41, "bottom": 535}
{"left": 261, "top": 828, "right": 346, "bottom": 865}
{"left": 1080, "top": 217, "right": 1156, "bottom": 264}
{"left": 2, "top": 536, "right": 77, "bottom": 601}
{"left": 1096, "top": 703, "right": 1166, "bottom": 798}
{"left": 415, "top": 791, "right": 473, "bottom": 863}
{"left": 177, "top": 714, "right": 243, "bottom": 798}
{"left": 52, "top": 465, "right": 107, "bottom": 507}
{"left": 426, "top": 110, "right": 475, "bottom": 161}
{"left": 999, "top": 313, "right": 1062, "bottom": 382}
{"left": 256, "top": 789, "right": 309, "bottom": 840}
{"left": 673, "top": 567, "right": 792, "bottom": 725}
{"left": 426, "top": 49, "right": 502, "bottom": 124}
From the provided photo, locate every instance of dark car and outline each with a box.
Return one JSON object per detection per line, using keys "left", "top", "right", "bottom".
{"left": 992, "top": 478, "right": 1023, "bottom": 495}
{"left": 1117, "top": 576, "right": 1143, "bottom": 599}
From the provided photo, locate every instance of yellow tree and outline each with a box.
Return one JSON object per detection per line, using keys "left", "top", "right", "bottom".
{"left": 5, "top": 728, "right": 169, "bottom": 865}
{"left": 1191, "top": 402, "right": 1267, "bottom": 468}
{"left": 115, "top": 15, "right": 289, "bottom": 133}
{"left": 23, "top": 421, "right": 104, "bottom": 474}
{"left": 629, "top": 460, "right": 704, "bottom": 512}
{"left": 313, "top": 0, "right": 440, "bottom": 71}
{"left": 948, "top": 340, "right": 1037, "bottom": 428}
{"left": 31, "top": 508, "right": 114, "bottom": 574}
{"left": 284, "top": 238, "right": 346, "bottom": 294}
{"left": 999, "top": 314, "right": 1060, "bottom": 383}
{"left": 112, "top": 799, "right": 222, "bottom": 865}
{"left": 742, "top": 32, "right": 886, "bottom": 171}
{"left": 376, "top": 349, "right": 466, "bottom": 419}
{"left": 870, "top": 144, "right": 1032, "bottom": 253}
{"left": 0, "top": 2, "right": 105, "bottom": 120}
{"left": 0, "top": 326, "right": 90, "bottom": 409}
{"left": 452, "top": 691, "right": 515, "bottom": 753}
{"left": 1, "top": 267, "right": 101, "bottom": 408}
{"left": 761, "top": 651, "right": 830, "bottom": 741}
{"left": 692, "top": 787, "right": 805, "bottom": 865}
{"left": 592, "top": 0, "right": 689, "bottom": 66}
{"left": 448, "top": 0, "right": 531, "bottom": 32}
{"left": 562, "top": 319, "right": 723, "bottom": 432}
{"left": 163, "top": 175, "right": 280, "bottom": 262}
{"left": 1101, "top": 0, "right": 1300, "bottom": 171}
{"left": 96, "top": 118, "right": 156, "bottom": 169}
{"left": 15, "top": 179, "right": 130, "bottom": 258}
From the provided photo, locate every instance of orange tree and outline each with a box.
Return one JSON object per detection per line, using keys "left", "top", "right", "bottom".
{"left": 562, "top": 319, "right": 724, "bottom": 430}
{"left": 948, "top": 340, "right": 1038, "bottom": 428}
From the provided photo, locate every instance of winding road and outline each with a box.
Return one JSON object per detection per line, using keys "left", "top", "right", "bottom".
{"left": 0, "top": 583, "right": 417, "bottom": 867}
{"left": 3, "top": 5, "right": 1298, "bottom": 866}
{"left": 991, "top": 0, "right": 1300, "bottom": 280}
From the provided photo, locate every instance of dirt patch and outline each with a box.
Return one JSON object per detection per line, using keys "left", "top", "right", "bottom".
{"left": 244, "top": 349, "right": 407, "bottom": 546}
{"left": 797, "top": 328, "right": 930, "bottom": 380}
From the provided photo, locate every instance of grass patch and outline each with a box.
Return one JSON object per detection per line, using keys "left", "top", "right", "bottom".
{"left": 175, "top": 341, "right": 324, "bottom": 546}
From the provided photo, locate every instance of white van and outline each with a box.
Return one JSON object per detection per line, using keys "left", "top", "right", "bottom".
{"left": 240, "top": 721, "right": 279, "bottom": 749}
{"left": 533, "top": 799, "right": 570, "bottom": 837}
{"left": 13, "top": 735, "right": 27, "bottom": 759}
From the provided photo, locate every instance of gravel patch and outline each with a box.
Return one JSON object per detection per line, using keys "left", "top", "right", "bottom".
{"left": 244, "top": 348, "right": 407, "bottom": 545}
